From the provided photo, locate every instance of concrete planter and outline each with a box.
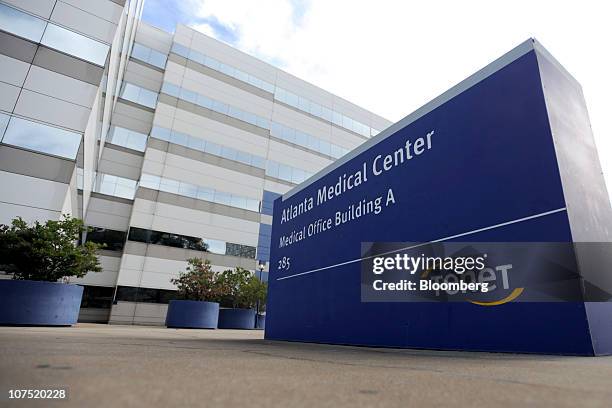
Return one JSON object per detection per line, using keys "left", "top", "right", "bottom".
{"left": 165, "top": 300, "right": 219, "bottom": 329}
{"left": 0, "top": 280, "right": 83, "bottom": 326}
{"left": 218, "top": 308, "right": 256, "bottom": 329}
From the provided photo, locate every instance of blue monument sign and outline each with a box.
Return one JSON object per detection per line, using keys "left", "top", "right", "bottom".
{"left": 266, "top": 39, "right": 612, "bottom": 355}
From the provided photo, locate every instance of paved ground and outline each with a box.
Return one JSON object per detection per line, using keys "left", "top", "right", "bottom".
{"left": 1, "top": 324, "right": 612, "bottom": 408}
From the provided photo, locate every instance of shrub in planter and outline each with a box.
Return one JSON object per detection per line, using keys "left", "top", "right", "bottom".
{"left": 217, "top": 268, "right": 267, "bottom": 329}
{"left": 166, "top": 258, "right": 229, "bottom": 329}
{"left": 0, "top": 216, "right": 103, "bottom": 326}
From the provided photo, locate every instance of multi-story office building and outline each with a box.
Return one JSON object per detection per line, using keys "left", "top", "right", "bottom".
{"left": 0, "top": 1, "right": 391, "bottom": 324}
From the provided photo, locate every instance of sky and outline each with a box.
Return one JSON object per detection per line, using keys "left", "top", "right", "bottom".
{"left": 143, "top": 0, "right": 612, "bottom": 199}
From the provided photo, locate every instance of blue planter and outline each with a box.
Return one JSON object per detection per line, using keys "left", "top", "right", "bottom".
{"left": 0, "top": 280, "right": 83, "bottom": 326}
{"left": 255, "top": 314, "right": 266, "bottom": 330}
{"left": 218, "top": 308, "right": 256, "bottom": 329}
{"left": 165, "top": 300, "right": 219, "bottom": 329}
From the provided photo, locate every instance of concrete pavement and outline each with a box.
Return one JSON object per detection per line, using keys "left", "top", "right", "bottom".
{"left": 1, "top": 324, "right": 612, "bottom": 407}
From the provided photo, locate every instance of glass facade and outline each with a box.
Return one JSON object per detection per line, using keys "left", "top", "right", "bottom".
{"left": 131, "top": 42, "right": 167, "bottom": 69}
{"left": 171, "top": 42, "right": 275, "bottom": 93}
{"left": 161, "top": 81, "right": 270, "bottom": 129}
{"left": 150, "top": 126, "right": 313, "bottom": 185}
{"left": 94, "top": 173, "right": 137, "bottom": 199}
{"left": 270, "top": 121, "right": 349, "bottom": 159}
{"left": 128, "top": 227, "right": 256, "bottom": 259}
{"left": 170, "top": 41, "right": 381, "bottom": 137}
{"left": 41, "top": 24, "right": 110, "bottom": 66}
{"left": 0, "top": 3, "right": 46, "bottom": 43}
{"left": 0, "top": 3, "right": 110, "bottom": 66}
{"left": 160, "top": 82, "right": 348, "bottom": 160}
{"left": 85, "top": 227, "right": 127, "bottom": 251}
{"left": 150, "top": 126, "right": 266, "bottom": 169}
{"left": 120, "top": 82, "right": 158, "bottom": 108}
{"left": 1, "top": 116, "right": 81, "bottom": 159}
{"left": 139, "top": 173, "right": 260, "bottom": 212}
{"left": 115, "top": 286, "right": 178, "bottom": 304}
{"left": 108, "top": 126, "right": 148, "bottom": 152}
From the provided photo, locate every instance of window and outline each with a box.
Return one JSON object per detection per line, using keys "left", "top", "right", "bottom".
{"left": 107, "top": 126, "right": 147, "bottom": 151}
{"left": 80, "top": 286, "right": 115, "bottom": 309}
{"left": 0, "top": 3, "right": 46, "bottom": 43}
{"left": 131, "top": 43, "right": 167, "bottom": 69}
{"left": 127, "top": 227, "right": 256, "bottom": 259}
{"left": 120, "top": 82, "right": 158, "bottom": 108}
{"left": 41, "top": 24, "right": 109, "bottom": 66}
{"left": 1, "top": 116, "right": 81, "bottom": 159}
{"left": 94, "top": 174, "right": 137, "bottom": 199}
{"left": 115, "top": 286, "right": 179, "bottom": 304}
{"left": 85, "top": 227, "right": 127, "bottom": 251}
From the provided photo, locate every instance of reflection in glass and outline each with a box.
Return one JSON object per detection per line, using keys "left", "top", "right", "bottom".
{"left": 120, "top": 82, "right": 158, "bottom": 108}
{"left": 2, "top": 117, "right": 81, "bottom": 159}
{"left": 0, "top": 3, "right": 46, "bottom": 43}
{"left": 108, "top": 126, "right": 147, "bottom": 151}
{"left": 139, "top": 173, "right": 260, "bottom": 212}
{"left": 41, "top": 24, "right": 109, "bottom": 66}
{"left": 127, "top": 227, "right": 255, "bottom": 259}
{"left": 131, "top": 43, "right": 167, "bottom": 68}
{"left": 94, "top": 173, "right": 137, "bottom": 199}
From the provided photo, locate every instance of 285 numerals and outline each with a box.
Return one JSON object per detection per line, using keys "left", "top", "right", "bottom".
{"left": 277, "top": 257, "right": 291, "bottom": 271}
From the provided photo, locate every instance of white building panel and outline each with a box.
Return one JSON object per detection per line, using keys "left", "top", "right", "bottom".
{"left": 60, "top": 0, "right": 123, "bottom": 24}
{"left": 0, "top": 82, "right": 19, "bottom": 112}
{"left": 14, "top": 90, "right": 90, "bottom": 132}
{"left": 0, "top": 171, "right": 69, "bottom": 214}
{"left": 3, "top": 0, "right": 55, "bottom": 19}
{"left": 85, "top": 196, "right": 133, "bottom": 231}
{"left": 24, "top": 65, "right": 98, "bottom": 108}
{"left": 0, "top": 54, "right": 29, "bottom": 87}
{"left": 50, "top": 1, "right": 118, "bottom": 44}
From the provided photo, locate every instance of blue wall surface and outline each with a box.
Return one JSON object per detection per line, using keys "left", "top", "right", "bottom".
{"left": 266, "top": 41, "right": 611, "bottom": 355}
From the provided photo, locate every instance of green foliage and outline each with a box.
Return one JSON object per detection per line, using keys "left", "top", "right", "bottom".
{"left": 171, "top": 258, "right": 229, "bottom": 302}
{"left": 0, "top": 215, "right": 103, "bottom": 282}
{"left": 218, "top": 267, "right": 267, "bottom": 309}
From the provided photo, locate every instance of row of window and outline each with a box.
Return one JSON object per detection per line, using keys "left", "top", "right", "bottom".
{"left": 160, "top": 81, "right": 348, "bottom": 160}
{"left": 107, "top": 125, "right": 148, "bottom": 152}
{"left": 128, "top": 227, "right": 257, "bottom": 259}
{"left": 265, "top": 160, "right": 313, "bottom": 185}
{"left": 274, "top": 87, "right": 380, "bottom": 138}
{"left": 139, "top": 173, "right": 261, "bottom": 212}
{"left": 171, "top": 42, "right": 275, "bottom": 93}
{"left": 270, "top": 121, "right": 349, "bottom": 159}
{"left": 131, "top": 42, "right": 167, "bottom": 69}
{"left": 81, "top": 285, "right": 115, "bottom": 309}
{"left": 94, "top": 173, "right": 137, "bottom": 200}
{"left": 0, "top": 113, "right": 81, "bottom": 160}
{"left": 161, "top": 81, "right": 271, "bottom": 129}
{"left": 0, "top": 3, "right": 109, "bottom": 66}
{"left": 170, "top": 41, "right": 381, "bottom": 138}
{"left": 84, "top": 227, "right": 127, "bottom": 251}
{"left": 119, "top": 82, "right": 158, "bottom": 109}
{"left": 150, "top": 125, "right": 266, "bottom": 169}
{"left": 115, "top": 285, "right": 178, "bottom": 304}
{"left": 149, "top": 125, "right": 313, "bottom": 184}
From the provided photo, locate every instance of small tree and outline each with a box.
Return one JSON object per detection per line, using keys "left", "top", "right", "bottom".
{"left": 171, "top": 258, "right": 229, "bottom": 302}
{"left": 0, "top": 216, "right": 102, "bottom": 282}
{"left": 218, "top": 267, "right": 267, "bottom": 309}
{"left": 239, "top": 274, "right": 267, "bottom": 311}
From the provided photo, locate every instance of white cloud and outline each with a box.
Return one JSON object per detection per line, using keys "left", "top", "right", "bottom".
{"left": 187, "top": 0, "right": 612, "bottom": 197}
